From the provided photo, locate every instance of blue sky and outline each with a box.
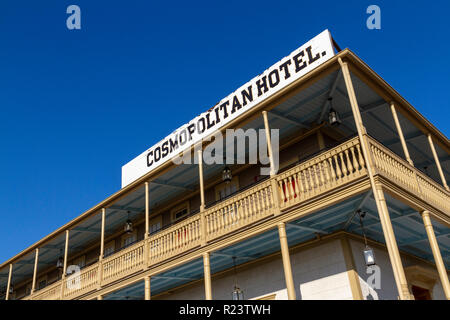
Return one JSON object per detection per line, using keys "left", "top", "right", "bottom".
{"left": 0, "top": 1, "right": 448, "bottom": 263}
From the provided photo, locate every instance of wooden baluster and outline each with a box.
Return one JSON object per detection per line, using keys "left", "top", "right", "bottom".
{"left": 356, "top": 144, "right": 365, "bottom": 169}
{"left": 327, "top": 157, "right": 336, "bottom": 185}
{"left": 333, "top": 155, "right": 342, "bottom": 180}
{"left": 350, "top": 146, "right": 359, "bottom": 171}
{"left": 345, "top": 149, "right": 353, "bottom": 174}
{"left": 313, "top": 164, "right": 320, "bottom": 190}
{"left": 339, "top": 151, "right": 348, "bottom": 178}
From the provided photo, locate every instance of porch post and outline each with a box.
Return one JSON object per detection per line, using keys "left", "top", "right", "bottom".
{"left": 5, "top": 264, "right": 12, "bottom": 300}
{"left": 31, "top": 248, "right": 39, "bottom": 294}
{"left": 198, "top": 149, "right": 207, "bottom": 245}
{"left": 339, "top": 58, "right": 413, "bottom": 300}
{"left": 421, "top": 210, "right": 450, "bottom": 299}
{"left": 145, "top": 182, "right": 150, "bottom": 266}
{"left": 262, "top": 111, "right": 275, "bottom": 177}
{"left": 60, "top": 229, "right": 70, "bottom": 299}
{"left": 144, "top": 276, "right": 151, "bottom": 300}
{"left": 390, "top": 102, "right": 413, "bottom": 166}
{"left": 427, "top": 134, "right": 449, "bottom": 191}
{"left": 145, "top": 182, "right": 150, "bottom": 238}
{"left": 98, "top": 208, "right": 106, "bottom": 288}
{"left": 262, "top": 111, "right": 281, "bottom": 214}
{"left": 203, "top": 252, "right": 212, "bottom": 300}
{"left": 277, "top": 223, "right": 296, "bottom": 300}
{"left": 97, "top": 295, "right": 103, "bottom": 300}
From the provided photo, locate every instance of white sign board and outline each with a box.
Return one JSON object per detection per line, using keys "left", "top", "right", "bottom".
{"left": 122, "top": 30, "right": 335, "bottom": 188}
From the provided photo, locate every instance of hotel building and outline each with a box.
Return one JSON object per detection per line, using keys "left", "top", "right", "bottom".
{"left": 1, "top": 30, "right": 449, "bottom": 300}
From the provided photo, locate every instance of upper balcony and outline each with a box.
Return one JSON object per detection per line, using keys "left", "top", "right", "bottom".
{"left": 1, "top": 49, "right": 449, "bottom": 300}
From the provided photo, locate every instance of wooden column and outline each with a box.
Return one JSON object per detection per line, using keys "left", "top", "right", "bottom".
{"left": 97, "top": 295, "right": 103, "bottom": 300}
{"left": 60, "top": 230, "right": 70, "bottom": 299}
{"left": 31, "top": 248, "right": 39, "bottom": 294}
{"left": 421, "top": 210, "right": 450, "bottom": 299}
{"left": 100, "top": 208, "right": 106, "bottom": 259}
{"left": 203, "top": 252, "right": 212, "bottom": 300}
{"left": 98, "top": 208, "right": 106, "bottom": 288}
{"left": 144, "top": 182, "right": 150, "bottom": 267}
{"left": 5, "top": 264, "right": 12, "bottom": 300}
{"left": 278, "top": 223, "right": 296, "bottom": 300}
{"left": 262, "top": 111, "right": 281, "bottom": 214}
{"left": 390, "top": 102, "right": 413, "bottom": 166}
{"left": 262, "top": 111, "right": 276, "bottom": 177}
{"left": 144, "top": 276, "right": 151, "bottom": 300}
{"left": 198, "top": 149, "right": 207, "bottom": 245}
{"left": 339, "top": 58, "right": 413, "bottom": 300}
{"left": 145, "top": 182, "right": 150, "bottom": 238}
{"left": 427, "top": 134, "right": 449, "bottom": 191}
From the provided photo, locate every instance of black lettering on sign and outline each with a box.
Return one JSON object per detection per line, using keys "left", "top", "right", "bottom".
{"left": 162, "top": 141, "right": 169, "bottom": 157}
{"left": 187, "top": 124, "right": 196, "bottom": 141}
{"left": 241, "top": 85, "right": 253, "bottom": 107}
{"left": 279, "top": 60, "right": 292, "bottom": 80}
{"left": 256, "top": 76, "right": 268, "bottom": 97}
{"left": 197, "top": 117, "right": 206, "bottom": 134}
{"left": 305, "top": 46, "right": 320, "bottom": 64}
{"left": 220, "top": 101, "right": 230, "bottom": 119}
{"left": 293, "top": 50, "right": 307, "bottom": 73}
{"left": 206, "top": 112, "right": 215, "bottom": 129}
{"left": 169, "top": 137, "right": 178, "bottom": 153}
{"left": 231, "top": 95, "right": 242, "bottom": 114}
{"left": 268, "top": 69, "right": 280, "bottom": 88}
{"left": 147, "top": 151, "right": 153, "bottom": 166}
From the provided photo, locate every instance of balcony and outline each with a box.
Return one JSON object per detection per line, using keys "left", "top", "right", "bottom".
{"left": 20, "top": 135, "right": 449, "bottom": 300}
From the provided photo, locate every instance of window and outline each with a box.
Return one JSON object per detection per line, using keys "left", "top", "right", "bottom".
{"left": 121, "top": 230, "right": 137, "bottom": 248}
{"left": 38, "top": 276, "right": 47, "bottom": 290}
{"left": 215, "top": 176, "right": 239, "bottom": 201}
{"left": 149, "top": 215, "right": 162, "bottom": 235}
{"left": 70, "top": 255, "right": 86, "bottom": 270}
{"left": 104, "top": 240, "right": 115, "bottom": 257}
{"left": 171, "top": 202, "right": 190, "bottom": 222}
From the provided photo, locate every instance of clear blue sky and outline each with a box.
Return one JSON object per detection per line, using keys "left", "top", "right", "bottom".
{"left": 0, "top": 1, "right": 448, "bottom": 263}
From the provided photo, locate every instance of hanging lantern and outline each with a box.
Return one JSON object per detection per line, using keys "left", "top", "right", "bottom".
{"left": 124, "top": 211, "right": 133, "bottom": 234}
{"left": 231, "top": 256, "right": 244, "bottom": 300}
{"left": 363, "top": 246, "right": 376, "bottom": 266}
{"left": 9, "top": 284, "right": 14, "bottom": 295}
{"left": 328, "top": 98, "right": 341, "bottom": 126}
{"left": 56, "top": 249, "right": 63, "bottom": 270}
{"left": 358, "top": 210, "right": 376, "bottom": 266}
{"left": 222, "top": 166, "right": 232, "bottom": 184}
{"left": 232, "top": 285, "right": 244, "bottom": 300}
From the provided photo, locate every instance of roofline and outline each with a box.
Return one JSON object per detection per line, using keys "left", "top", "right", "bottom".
{"left": 1, "top": 48, "right": 448, "bottom": 270}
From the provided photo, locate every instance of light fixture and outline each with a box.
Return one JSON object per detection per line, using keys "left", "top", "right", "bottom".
{"left": 358, "top": 210, "right": 376, "bottom": 266}
{"left": 328, "top": 97, "right": 341, "bottom": 126}
{"left": 222, "top": 166, "right": 232, "bottom": 184}
{"left": 56, "top": 249, "right": 63, "bottom": 270}
{"left": 9, "top": 284, "right": 14, "bottom": 295}
{"left": 124, "top": 211, "right": 133, "bottom": 234}
{"left": 231, "top": 256, "right": 244, "bottom": 300}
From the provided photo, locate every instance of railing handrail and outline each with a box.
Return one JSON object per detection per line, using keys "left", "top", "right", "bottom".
{"left": 367, "top": 136, "right": 450, "bottom": 196}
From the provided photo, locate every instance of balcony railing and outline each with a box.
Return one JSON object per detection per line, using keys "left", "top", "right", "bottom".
{"left": 23, "top": 136, "right": 448, "bottom": 300}
{"left": 368, "top": 136, "right": 450, "bottom": 214}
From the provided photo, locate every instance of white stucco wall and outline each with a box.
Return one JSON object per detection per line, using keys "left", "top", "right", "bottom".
{"left": 349, "top": 239, "right": 447, "bottom": 300}
{"left": 158, "top": 239, "right": 353, "bottom": 300}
